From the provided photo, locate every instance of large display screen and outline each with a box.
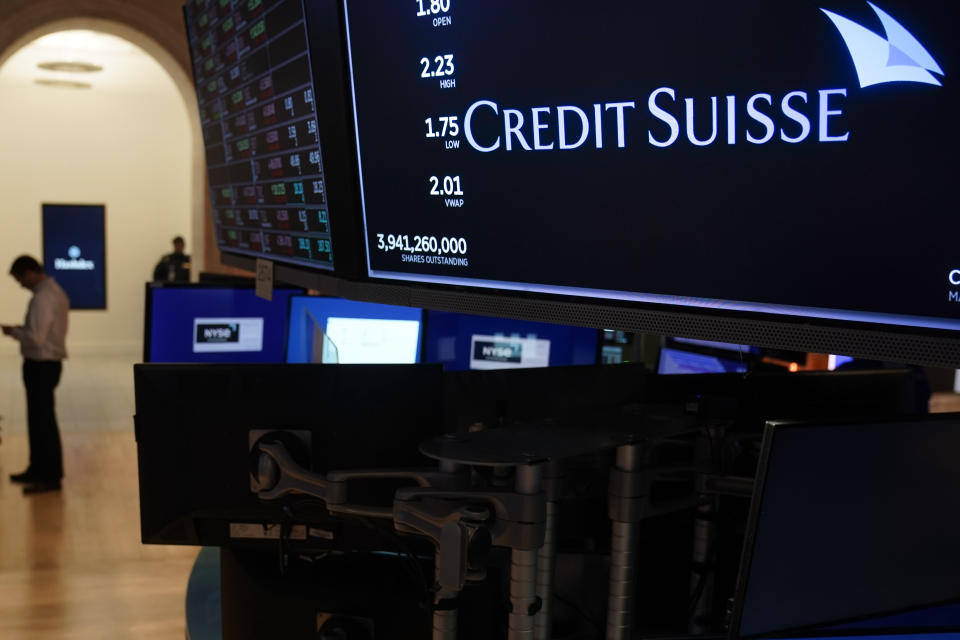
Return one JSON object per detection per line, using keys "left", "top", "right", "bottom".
{"left": 185, "top": 0, "right": 336, "bottom": 270}
{"left": 286, "top": 296, "right": 423, "bottom": 364}
{"left": 42, "top": 204, "right": 107, "bottom": 310}
{"left": 424, "top": 310, "right": 598, "bottom": 371}
{"left": 145, "top": 285, "right": 301, "bottom": 363}
{"left": 343, "top": 1, "right": 960, "bottom": 334}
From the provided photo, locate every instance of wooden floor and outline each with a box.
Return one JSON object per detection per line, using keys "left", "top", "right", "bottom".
{"left": 0, "top": 351, "right": 199, "bottom": 640}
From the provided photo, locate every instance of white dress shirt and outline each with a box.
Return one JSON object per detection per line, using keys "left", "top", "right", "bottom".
{"left": 11, "top": 277, "right": 69, "bottom": 361}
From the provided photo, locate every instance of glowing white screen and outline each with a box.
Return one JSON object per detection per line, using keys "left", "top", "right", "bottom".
{"left": 324, "top": 317, "right": 421, "bottom": 364}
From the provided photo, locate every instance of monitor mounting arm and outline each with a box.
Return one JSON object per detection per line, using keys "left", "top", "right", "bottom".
{"left": 253, "top": 439, "right": 469, "bottom": 519}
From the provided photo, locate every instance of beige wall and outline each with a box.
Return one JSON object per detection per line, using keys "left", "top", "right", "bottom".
{"left": 0, "top": 39, "right": 194, "bottom": 354}
{"left": 0, "top": 0, "right": 250, "bottom": 354}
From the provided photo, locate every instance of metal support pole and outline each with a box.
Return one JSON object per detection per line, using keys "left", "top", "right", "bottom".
{"left": 688, "top": 428, "right": 726, "bottom": 634}
{"left": 509, "top": 464, "right": 544, "bottom": 640}
{"left": 688, "top": 495, "right": 717, "bottom": 634}
{"left": 607, "top": 444, "right": 640, "bottom": 640}
{"left": 433, "top": 552, "right": 459, "bottom": 640}
{"left": 434, "top": 461, "right": 464, "bottom": 640}
{"left": 535, "top": 462, "right": 561, "bottom": 640}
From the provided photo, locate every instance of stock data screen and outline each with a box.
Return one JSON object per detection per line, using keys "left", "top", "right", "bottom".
{"left": 185, "top": 0, "right": 334, "bottom": 270}
{"left": 343, "top": 0, "right": 960, "bottom": 333}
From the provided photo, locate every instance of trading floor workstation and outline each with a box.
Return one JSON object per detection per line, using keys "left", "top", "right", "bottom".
{"left": 136, "top": 1, "right": 960, "bottom": 639}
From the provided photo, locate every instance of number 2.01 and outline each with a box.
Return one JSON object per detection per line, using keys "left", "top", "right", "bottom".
{"left": 429, "top": 175, "right": 464, "bottom": 197}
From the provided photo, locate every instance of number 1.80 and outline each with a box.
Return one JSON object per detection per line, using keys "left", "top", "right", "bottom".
{"left": 416, "top": 0, "right": 450, "bottom": 17}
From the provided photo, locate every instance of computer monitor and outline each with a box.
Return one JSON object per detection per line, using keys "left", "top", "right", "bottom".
{"left": 423, "top": 310, "right": 599, "bottom": 371}
{"left": 658, "top": 347, "right": 750, "bottom": 375}
{"left": 183, "top": 0, "right": 365, "bottom": 281}
{"left": 42, "top": 203, "right": 107, "bottom": 310}
{"left": 599, "top": 329, "right": 636, "bottom": 365}
{"left": 672, "top": 338, "right": 756, "bottom": 354}
{"left": 657, "top": 337, "right": 758, "bottom": 375}
{"left": 229, "top": 0, "right": 959, "bottom": 367}
{"left": 144, "top": 283, "right": 302, "bottom": 363}
{"left": 828, "top": 355, "right": 856, "bottom": 370}
{"left": 134, "top": 363, "right": 443, "bottom": 548}
{"left": 731, "top": 416, "right": 960, "bottom": 639}
{"left": 285, "top": 296, "right": 423, "bottom": 364}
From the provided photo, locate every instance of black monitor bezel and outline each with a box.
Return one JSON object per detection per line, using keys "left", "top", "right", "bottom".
{"left": 220, "top": 253, "right": 960, "bottom": 367}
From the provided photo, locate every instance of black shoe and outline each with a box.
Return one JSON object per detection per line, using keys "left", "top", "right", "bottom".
{"left": 22, "top": 480, "right": 61, "bottom": 495}
{"left": 10, "top": 469, "right": 38, "bottom": 484}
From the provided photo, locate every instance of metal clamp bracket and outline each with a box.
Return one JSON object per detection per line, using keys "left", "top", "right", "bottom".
{"left": 395, "top": 487, "right": 546, "bottom": 551}
{"left": 254, "top": 441, "right": 336, "bottom": 502}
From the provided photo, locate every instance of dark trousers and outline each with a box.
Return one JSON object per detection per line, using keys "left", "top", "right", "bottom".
{"left": 23, "top": 359, "right": 63, "bottom": 481}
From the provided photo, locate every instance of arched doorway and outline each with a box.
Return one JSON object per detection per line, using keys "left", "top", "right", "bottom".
{"left": 0, "top": 23, "right": 204, "bottom": 352}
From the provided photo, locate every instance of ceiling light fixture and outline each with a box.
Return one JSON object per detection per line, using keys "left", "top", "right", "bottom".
{"left": 34, "top": 78, "right": 92, "bottom": 89}
{"left": 37, "top": 61, "right": 103, "bottom": 73}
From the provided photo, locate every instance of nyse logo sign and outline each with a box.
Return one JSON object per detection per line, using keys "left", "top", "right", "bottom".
{"left": 462, "top": 3, "right": 943, "bottom": 153}
{"left": 474, "top": 340, "right": 522, "bottom": 364}
{"left": 54, "top": 245, "right": 95, "bottom": 271}
{"left": 469, "top": 335, "right": 551, "bottom": 370}
{"left": 196, "top": 323, "right": 240, "bottom": 344}
{"left": 193, "top": 317, "right": 264, "bottom": 353}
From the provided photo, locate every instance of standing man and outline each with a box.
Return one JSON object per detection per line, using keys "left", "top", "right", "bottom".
{"left": 2, "top": 255, "right": 69, "bottom": 494}
{"left": 152, "top": 235, "right": 191, "bottom": 282}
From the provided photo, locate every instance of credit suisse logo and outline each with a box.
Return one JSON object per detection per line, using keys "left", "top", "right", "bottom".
{"left": 822, "top": 2, "right": 944, "bottom": 88}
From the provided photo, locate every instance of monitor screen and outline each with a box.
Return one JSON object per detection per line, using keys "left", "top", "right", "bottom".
{"left": 828, "top": 354, "right": 857, "bottom": 370}
{"left": 285, "top": 296, "right": 423, "bottom": 364}
{"left": 658, "top": 347, "right": 749, "bottom": 375}
{"left": 733, "top": 417, "right": 960, "bottom": 639}
{"left": 145, "top": 285, "right": 301, "bottom": 363}
{"left": 424, "top": 310, "right": 598, "bottom": 371}
{"left": 672, "top": 338, "right": 757, "bottom": 355}
{"left": 342, "top": 0, "right": 960, "bottom": 337}
{"left": 184, "top": 0, "right": 337, "bottom": 271}
{"left": 42, "top": 204, "right": 107, "bottom": 310}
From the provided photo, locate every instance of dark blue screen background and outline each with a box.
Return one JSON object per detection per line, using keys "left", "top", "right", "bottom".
{"left": 42, "top": 204, "right": 106, "bottom": 310}
{"left": 424, "top": 310, "right": 598, "bottom": 371}
{"left": 147, "top": 287, "right": 300, "bottom": 363}
{"left": 658, "top": 347, "right": 749, "bottom": 375}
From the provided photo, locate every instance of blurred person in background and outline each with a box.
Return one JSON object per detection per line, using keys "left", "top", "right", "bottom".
{"left": 153, "top": 235, "right": 191, "bottom": 282}
{"left": 2, "top": 255, "right": 69, "bottom": 494}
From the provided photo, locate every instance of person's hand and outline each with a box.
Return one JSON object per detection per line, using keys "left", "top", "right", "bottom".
{"left": 1, "top": 325, "right": 14, "bottom": 335}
